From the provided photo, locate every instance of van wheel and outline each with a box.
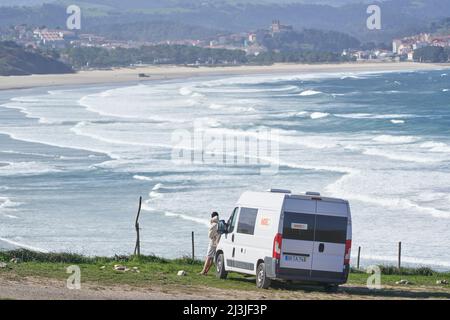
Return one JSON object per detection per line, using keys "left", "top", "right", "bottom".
{"left": 216, "top": 253, "right": 228, "bottom": 279}
{"left": 256, "top": 263, "right": 271, "bottom": 289}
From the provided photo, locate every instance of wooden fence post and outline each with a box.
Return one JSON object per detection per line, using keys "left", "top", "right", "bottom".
{"left": 134, "top": 196, "right": 142, "bottom": 257}
{"left": 191, "top": 231, "right": 195, "bottom": 262}
{"left": 357, "top": 246, "right": 361, "bottom": 269}
{"left": 398, "top": 241, "right": 402, "bottom": 272}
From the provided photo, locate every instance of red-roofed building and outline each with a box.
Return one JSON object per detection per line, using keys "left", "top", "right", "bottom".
{"left": 33, "top": 28, "right": 69, "bottom": 48}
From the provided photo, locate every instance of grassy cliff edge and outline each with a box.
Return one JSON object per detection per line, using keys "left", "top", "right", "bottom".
{"left": 0, "top": 249, "right": 449, "bottom": 299}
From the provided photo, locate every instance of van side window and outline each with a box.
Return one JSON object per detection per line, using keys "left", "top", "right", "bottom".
{"left": 227, "top": 207, "right": 239, "bottom": 233}
{"left": 237, "top": 207, "right": 258, "bottom": 235}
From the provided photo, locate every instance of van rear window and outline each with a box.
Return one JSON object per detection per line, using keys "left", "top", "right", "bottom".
{"left": 283, "top": 212, "right": 348, "bottom": 244}
{"left": 315, "top": 215, "right": 348, "bottom": 244}
{"left": 283, "top": 212, "right": 315, "bottom": 241}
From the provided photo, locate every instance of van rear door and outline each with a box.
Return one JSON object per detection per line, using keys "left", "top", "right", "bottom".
{"left": 311, "top": 201, "right": 349, "bottom": 279}
{"left": 279, "top": 211, "right": 315, "bottom": 273}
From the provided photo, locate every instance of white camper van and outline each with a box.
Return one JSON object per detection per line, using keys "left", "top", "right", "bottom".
{"left": 215, "top": 189, "right": 352, "bottom": 289}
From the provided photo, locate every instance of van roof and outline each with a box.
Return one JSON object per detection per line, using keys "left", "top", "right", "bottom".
{"left": 286, "top": 193, "right": 349, "bottom": 204}
{"left": 237, "top": 190, "right": 348, "bottom": 210}
{"left": 237, "top": 191, "right": 286, "bottom": 210}
{"left": 267, "top": 189, "right": 348, "bottom": 204}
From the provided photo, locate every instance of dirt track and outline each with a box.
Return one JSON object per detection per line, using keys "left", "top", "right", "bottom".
{"left": 1, "top": 276, "right": 449, "bottom": 300}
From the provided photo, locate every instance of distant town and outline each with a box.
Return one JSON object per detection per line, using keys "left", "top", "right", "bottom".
{"left": 6, "top": 20, "right": 293, "bottom": 56}
{"left": 392, "top": 33, "right": 450, "bottom": 61}
{"left": 7, "top": 20, "right": 450, "bottom": 59}
{"left": 1, "top": 19, "right": 450, "bottom": 73}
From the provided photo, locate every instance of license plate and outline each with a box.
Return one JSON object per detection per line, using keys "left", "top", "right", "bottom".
{"left": 284, "top": 254, "right": 307, "bottom": 263}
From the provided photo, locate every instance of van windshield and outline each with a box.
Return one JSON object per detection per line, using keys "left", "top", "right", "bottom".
{"left": 227, "top": 207, "right": 238, "bottom": 233}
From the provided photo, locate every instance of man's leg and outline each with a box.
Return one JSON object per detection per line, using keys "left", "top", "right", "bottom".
{"left": 204, "top": 257, "right": 214, "bottom": 274}
{"left": 204, "top": 246, "right": 217, "bottom": 274}
{"left": 200, "top": 258, "right": 210, "bottom": 275}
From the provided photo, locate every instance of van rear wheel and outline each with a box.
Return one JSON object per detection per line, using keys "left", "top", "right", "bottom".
{"left": 216, "top": 253, "right": 228, "bottom": 279}
{"left": 256, "top": 262, "right": 271, "bottom": 289}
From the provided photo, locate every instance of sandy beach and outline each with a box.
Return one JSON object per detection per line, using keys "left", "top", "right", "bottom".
{"left": 0, "top": 62, "right": 448, "bottom": 91}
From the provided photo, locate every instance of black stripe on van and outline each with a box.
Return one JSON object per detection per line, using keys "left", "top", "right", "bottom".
{"left": 311, "top": 270, "right": 346, "bottom": 280}
{"left": 234, "top": 260, "right": 254, "bottom": 271}
{"left": 282, "top": 252, "right": 310, "bottom": 257}
{"left": 277, "top": 268, "right": 346, "bottom": 283}
{"left": 226, "top": 259, "right": 254, "bottom": 271}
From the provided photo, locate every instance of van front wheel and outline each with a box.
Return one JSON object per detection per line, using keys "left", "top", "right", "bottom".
{"left": 216, "top": 253, "right": 228, "bottom": 279}
{"left": 256, "top": 262, "right": 271, "bottom": 289}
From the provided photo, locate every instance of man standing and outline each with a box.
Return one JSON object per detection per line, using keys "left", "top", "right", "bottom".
{"left": 199, "top": 212, "right": 220, "bottom": 275}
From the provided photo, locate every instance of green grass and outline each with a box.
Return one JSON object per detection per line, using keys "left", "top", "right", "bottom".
{"left": 348, "top": 271, "right": 450, "bottom": 287}
{"left": 347, "top": 265, "right": 450, "bottom": 287}
{"left": 1, "top": 250, "right": 449, "bottom": 295}
{"left": 0, "top": 250, "right": 258, "bottom": 291}
{"left": 1, "top": 259, "right": 260, "bottom": 291}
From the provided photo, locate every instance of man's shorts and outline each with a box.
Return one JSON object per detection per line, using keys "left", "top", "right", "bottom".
{"left": 206, "top": 244, "right": 217, "bottom": 258}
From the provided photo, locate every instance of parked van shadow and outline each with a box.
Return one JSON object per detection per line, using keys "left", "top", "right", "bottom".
{"left": 274, "top": 281, "right": 450, "bottom": 299}
{"left": 337, "top": 285, "right": 450, "bottom": 299}
{"left": 227, "top": 276, "right": 450, "bottom": 299}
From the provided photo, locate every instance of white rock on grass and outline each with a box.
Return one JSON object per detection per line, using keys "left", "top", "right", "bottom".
{"left": 132, "top": 267, "right": 140, "bottom": 273}
{"left": 177, "top": 270, "right": 187, "bottom": 276}
{"left": 0, "top": 262, "right": 7, "bottom": 268}
{"left": 395, "top": 279, "right": 410, "bottom": 285}
{"left": 436, "top": 280, "right": 448, "bottom": 285}
{"left": 113, "top": 265, "right": 130, "bottom": 272}
{"left": 112, "top": 265, "right": 140, "bottom": 273}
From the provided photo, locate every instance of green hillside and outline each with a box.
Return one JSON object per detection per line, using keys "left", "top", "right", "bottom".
{"left": 0, "top": 41, "right": 73, "bottom": 76}
{"left": 2, "top": 0, "right": 450, "bottom": 43}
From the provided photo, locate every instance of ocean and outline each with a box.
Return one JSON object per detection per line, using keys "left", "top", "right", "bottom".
{"left": 0, "top": 69, "right": 449, "bottom": 270}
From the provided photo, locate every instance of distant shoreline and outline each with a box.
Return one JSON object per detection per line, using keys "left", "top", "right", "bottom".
{"left": 1, "top": 62, "right": 449, "bottom": 91}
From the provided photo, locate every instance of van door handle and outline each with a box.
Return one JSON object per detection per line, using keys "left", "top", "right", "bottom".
{"left": 232, "top": 234, "right": 235, "bottom": 242}
{"left": 319, "top": 243, "right": 325, "bottom": 253}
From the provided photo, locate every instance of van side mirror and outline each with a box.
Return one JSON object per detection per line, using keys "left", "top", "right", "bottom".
{"left": 218, "top": 220, "right": 228, "bottom": 234}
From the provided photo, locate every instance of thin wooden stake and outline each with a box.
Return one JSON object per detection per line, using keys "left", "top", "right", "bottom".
{"left": 398, "top": 241, "right": 402, "bottom": 272}
{"left": 357, "top": 246, "right": 361, "bottom": 270}
{"left": 134, "top": 196, "right": 142, "bottom": 256}
{"left": 191, "top": 231, "right": 195, "bottom": 262}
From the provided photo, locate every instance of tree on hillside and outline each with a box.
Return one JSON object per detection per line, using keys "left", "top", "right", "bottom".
{"left": 261, "top": 29, "right": 360, "bottom": 53}
{"left": 413, "top": 46, "right": 449, "bottom": 63}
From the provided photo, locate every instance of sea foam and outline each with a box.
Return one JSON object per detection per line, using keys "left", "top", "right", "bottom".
{"left": 299, "top": 90, "right": 322, "bottom": 96}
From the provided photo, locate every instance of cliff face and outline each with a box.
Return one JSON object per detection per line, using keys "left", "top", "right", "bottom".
{"left": 0, "top": 42, "right": 73, "bottom": 76}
